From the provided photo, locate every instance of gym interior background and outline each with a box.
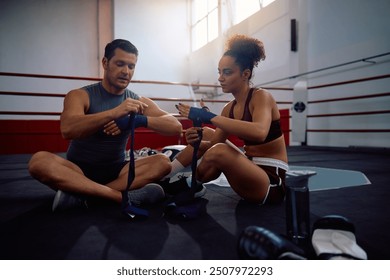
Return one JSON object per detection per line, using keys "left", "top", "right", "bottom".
{"left": 0, "top": 0, "right": 389, "bottom": 260}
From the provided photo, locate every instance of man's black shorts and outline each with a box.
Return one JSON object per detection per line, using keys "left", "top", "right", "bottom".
{"left": 70, "top": 160, "right": 128, "bottom": 185}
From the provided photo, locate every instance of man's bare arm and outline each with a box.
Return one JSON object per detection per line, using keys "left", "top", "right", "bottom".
{"left": 140, "top": 97, "right": 182, "bottom": 136}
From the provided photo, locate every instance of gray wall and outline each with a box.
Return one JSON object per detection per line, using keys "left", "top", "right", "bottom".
{"left": 0, "top": 0, "right": 112, "bottom": 117}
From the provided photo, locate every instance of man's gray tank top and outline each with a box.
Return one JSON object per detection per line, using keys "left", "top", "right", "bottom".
{"left": 66, "top": 82, "right": 139, "bottom": 165}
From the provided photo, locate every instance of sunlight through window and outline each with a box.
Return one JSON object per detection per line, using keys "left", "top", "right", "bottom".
{"left": 192, "top": 0, "right": 219, "bottom": 51}
{"left": 234, "top": 0, "right": 275, "bottom": 24}
{"left": 191, "top": 0, "right": 275, "bottom": 51}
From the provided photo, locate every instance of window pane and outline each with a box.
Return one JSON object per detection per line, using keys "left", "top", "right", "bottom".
{"left": 261, "top": 0, "right": 275, "bottom": 8}
{"left": 193, "top": 0, "right": 207, "bottom": 22}
{"left": 208, "top": 9, "right": 218, "bottom": 41}
{"left": 194, "top": 18, "right": 208, "bottom": 50}
{"left": 234, "top": 0, "right": 260, "bottom": 24}
{"left": 208, "top": 0, "right": 218, "bottom": 12}
{"left": 192, "top": 0, "right": 220, "bottom": 50}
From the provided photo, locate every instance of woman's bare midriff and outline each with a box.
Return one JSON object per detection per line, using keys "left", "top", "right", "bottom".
{"left": 243, "top": 136, "right": 288, "bottom": 163}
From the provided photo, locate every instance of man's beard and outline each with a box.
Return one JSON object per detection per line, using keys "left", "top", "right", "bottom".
{"left": 110, "top": 76, "right": 129, "bottom": 91}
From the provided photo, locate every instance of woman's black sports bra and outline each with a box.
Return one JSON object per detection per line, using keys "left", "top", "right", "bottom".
{"left": 228, "top": 88, "right": 282, "bottom": 145}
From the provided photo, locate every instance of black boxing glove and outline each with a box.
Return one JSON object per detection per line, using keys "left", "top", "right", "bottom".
{"left": 238, "top": 226, "right": 306, "bottom": 260}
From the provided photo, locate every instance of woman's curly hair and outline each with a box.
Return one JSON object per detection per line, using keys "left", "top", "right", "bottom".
{"left": 224, "top": 34, "right": 266, "bottom": 79}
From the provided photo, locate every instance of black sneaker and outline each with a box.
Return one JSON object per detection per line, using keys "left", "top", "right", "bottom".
{"left": 52, "top": 190, "right": 88, "bottom": 212}
{"left": 160, "top": 176, "right": 206, "bottom": 198}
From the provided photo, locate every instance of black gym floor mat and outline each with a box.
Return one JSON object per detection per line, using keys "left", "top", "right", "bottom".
{"left": 0, "top": 146, "right": 389, "bottom": 259}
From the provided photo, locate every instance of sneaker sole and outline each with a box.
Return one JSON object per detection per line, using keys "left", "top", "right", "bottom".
{"left": 52, "top": 190, "right": 63, "bottom": 212}
{"left": 194, "top": 185, "right": 207, "bottom": 198}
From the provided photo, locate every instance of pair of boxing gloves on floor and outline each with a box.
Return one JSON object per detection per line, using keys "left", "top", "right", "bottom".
{"left": 238, "top": 215, "right": 368, "bottom": 260}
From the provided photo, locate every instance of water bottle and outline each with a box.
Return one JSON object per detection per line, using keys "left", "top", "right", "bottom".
{"left": 285, "top": 170, "right": 316, "bottom": 248}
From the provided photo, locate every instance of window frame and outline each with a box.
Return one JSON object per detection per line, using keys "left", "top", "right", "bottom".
{"left": 191, "top": 0, "right": 219, "bottom": 51}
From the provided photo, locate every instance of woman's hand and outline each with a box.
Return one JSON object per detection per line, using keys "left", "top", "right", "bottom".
{"left": 175, "top": 103, "right": 191, "bottom": 118}
{"left": 200, "top": 98, "right": 210, "bottom": 112}
{"left": 176, "top": 102, "right": 216, "bottom": 125}
{"left": 185, "top": 127, "right": 203, "bottom": 146}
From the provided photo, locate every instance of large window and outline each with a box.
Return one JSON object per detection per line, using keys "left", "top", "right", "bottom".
{"left": 233, "top": 0, "right": 275, "bottom": 24}
{"left": 191, "top": 0, "right": 219, "bottom": 51}
{"left": 191, "top": 0, "right": 275, "bottom": 51}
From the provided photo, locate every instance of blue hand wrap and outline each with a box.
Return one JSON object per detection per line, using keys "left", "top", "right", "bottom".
{"left": 188, "top": 107, "right": 216, "bottom": 124}
{"left": 163, "top": 115, "right": 206, "bottom": 220}
{"left": 115, "top": 115, "right": 130, "bottom": 130}
{"left": 121, "top": 113, "right": 149, "bottom": 220}
{"left": 134, "top": 114, "right": 148, "bottom": 128}
{"left": 121, "top": 203, "right": 149, "bottom": 219}
{"left": 115, "top": 114, "right": 148, "bottom": 130}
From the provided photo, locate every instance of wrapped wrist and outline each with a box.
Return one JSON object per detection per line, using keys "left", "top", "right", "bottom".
{"left": 188, "top": 107, "right": 216, "bottom": 125}
{"left": 134, "top": 114, "right": 148, "bottom": 128}
{"left": 115, "top": 115, "right": 131, "bottom": 130}
{"left": 115, "top": 114, "right": 148, "bottom": 130}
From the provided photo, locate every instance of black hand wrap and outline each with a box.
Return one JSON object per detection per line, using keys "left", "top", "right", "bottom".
{"left": 121, "top": 113, "right": 149, "bottom": 219}
{"left": 164, "top": 118, "right": 207, "bottom": 220}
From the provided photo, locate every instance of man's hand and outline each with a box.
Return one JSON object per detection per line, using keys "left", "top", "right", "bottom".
{"left": 104, "top": 114, "right": 148, "bottom": 136}
{"left": 103, "top": 98, "right": 149, "bottom": 136}
{"left": 114, "top": 98, "right": 148, "bottom": 119}
{"left": 103, "top": 120, "right": 121, "bottom": 136}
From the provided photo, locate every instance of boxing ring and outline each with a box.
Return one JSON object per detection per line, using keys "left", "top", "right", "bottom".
{"left": 0, "top": 67, "right": 389, "bottom": 259}
{"left": 1, "top": 69, "right": 388, "bottom": 190}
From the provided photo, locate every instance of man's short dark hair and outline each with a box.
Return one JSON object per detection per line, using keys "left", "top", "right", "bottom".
{"left": 104, "top": 39, "right": 138, "bottom": 61}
